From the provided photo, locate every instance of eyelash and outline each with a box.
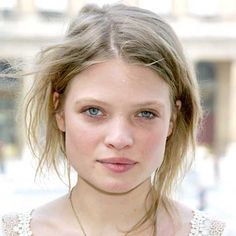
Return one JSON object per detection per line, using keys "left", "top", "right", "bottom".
{"left": 81, "top": 106, "right": 158, "bottom": 120}
{"left": 82, "top": 107, "right": 104, "bottom": 117}
{"left": 137, "top": 110, "right": 157, "bottom": 120}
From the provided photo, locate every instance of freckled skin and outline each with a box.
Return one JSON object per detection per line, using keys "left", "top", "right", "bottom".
{"left": 56, "top": 59, "right": 173, "bottom": 194}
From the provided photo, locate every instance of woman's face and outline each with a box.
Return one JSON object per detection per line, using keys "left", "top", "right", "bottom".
{"left": 56, "top": 59, "right": 174, "bottom": 194}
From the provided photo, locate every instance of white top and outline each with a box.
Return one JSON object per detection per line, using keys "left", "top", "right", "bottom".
{"left": 0, "top": 210, "right": 227, "bottom": 236}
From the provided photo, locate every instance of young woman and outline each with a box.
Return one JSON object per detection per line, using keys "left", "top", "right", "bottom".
{"left": 1, "top": 3, "right": 226, "bottom": 236}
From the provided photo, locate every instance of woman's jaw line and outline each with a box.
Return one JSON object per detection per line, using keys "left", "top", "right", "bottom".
{"left": 75, "top": 175, "right": 152, "bottom": 197}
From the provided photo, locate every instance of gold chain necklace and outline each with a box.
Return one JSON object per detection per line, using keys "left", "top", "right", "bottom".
{"left": 69, "top": 188, "right": 154, "bottom": 236}
{"left": 69, "top": 188, "right": 87, "bottom": 236}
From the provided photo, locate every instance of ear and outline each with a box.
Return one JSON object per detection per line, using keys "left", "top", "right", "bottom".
{"left": 167, "top": 100, "right": 182, "bottom": 137}
{"left": 53, "top": 92, "right": 65, "bottom": 132}
{"left": 167, "top": 120, "right": 174, "bottom": 137}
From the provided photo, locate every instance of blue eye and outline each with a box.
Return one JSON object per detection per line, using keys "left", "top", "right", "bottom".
{"left": 138, "top": 111, "right": 156, "bottom": 119}
{"left": 85, "top": 107, "right": 102, "bottom": 117}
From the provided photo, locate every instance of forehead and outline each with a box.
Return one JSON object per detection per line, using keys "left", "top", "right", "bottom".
{"left": 66, "top": 59, "right": 171, "bottom": 105}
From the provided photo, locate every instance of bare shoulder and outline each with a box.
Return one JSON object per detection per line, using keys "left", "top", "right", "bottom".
{"left": 173, "top": 201, "right": 193, "bottom": 222}
{"left": 31, "top": 194, "right": 73, "bottom": 235}
{"left": 32, "top": 194, "right": 69, "bottom": 218}
{"left": 1, "top": 195, "right": 77, "bottom": 236}
{"left": 170, "top": 201, "right": 194, "bottom": 236}
{"left": 155, "top": 201, "right": 193, "bottom": 236}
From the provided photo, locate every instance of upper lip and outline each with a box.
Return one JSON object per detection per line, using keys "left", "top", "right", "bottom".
{"left": 97, "top": 157, "right": 137, "bottom": 165}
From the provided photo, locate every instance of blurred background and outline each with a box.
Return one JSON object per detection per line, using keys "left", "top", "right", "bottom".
{"left": 0, "top": 0, "right": 236, "bottom": 232}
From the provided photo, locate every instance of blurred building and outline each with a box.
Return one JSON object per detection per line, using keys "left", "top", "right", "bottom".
{"left": 0, "top": 0, "right": 236, "bottom": 161}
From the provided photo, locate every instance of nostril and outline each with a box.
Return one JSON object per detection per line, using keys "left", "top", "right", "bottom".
{"left": 104, "top": 119, "right": 134, "bottom": 150}
{"left": 104, "top": 135, "right": 134, "bottom": 150}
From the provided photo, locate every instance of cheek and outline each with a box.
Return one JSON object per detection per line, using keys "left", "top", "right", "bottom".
{"left": 139, "top": 126, "right": 168, "bottom": 162}
{"left": 64, "top": 116, "right": 100, "bottom": 157}
{"left": 65, "top": 125, "right": 100, "bottom": 172}
{"left": 144, "top": 132, "right": 167, "bottom": 152}
{"left": 66, "top": 126, "right": 98, "bottom": 152}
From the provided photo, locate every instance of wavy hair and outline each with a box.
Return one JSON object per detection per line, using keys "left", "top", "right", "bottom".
{"left": 24, "top": 3, "right": 202, "bottom": 235}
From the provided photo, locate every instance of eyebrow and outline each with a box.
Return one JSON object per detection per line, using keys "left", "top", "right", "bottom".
{"left": 75, "top": 98, "right": 165, "bottom": 109}
{"left": 132, "top": 101, "right": 165, "bottom": 109}
{"left": 75, "top": 98, "right": 109, "bottom": 106}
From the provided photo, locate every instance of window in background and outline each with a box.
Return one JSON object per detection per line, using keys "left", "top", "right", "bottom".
{"left": 188, "top": 0, "right": 219, "bottom": 18}
{"left": 0, "top": 0, "right": 17, "bottom": 10}
{"left": 0, "top": 59, "right": 21, "bottom": 159}
{"left": 35, "top": 0, "right": 68, "bottom": 18}
{"left": 196, "top": 61, "right": 217, "bottom": 147}
{"left": 0, "top": 0, "right": 17, "bottom": 18}
{"left": 139, "top": 0, "right": 172, "bottom": 15}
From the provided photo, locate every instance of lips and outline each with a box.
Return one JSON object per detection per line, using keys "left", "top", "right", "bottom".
{"left": 97, "top": 157, "right": 137, "bottom": 165}
{"left": 96, "top": 158, "right": 137, "bottom": 173}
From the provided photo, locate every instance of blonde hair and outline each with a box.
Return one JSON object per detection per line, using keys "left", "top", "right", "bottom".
{"left": 25, "top": 3, "right": 202, "bottom": 235}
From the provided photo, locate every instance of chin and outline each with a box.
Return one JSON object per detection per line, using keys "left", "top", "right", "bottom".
{"left": 79, "top": 174, "right": 150, "bottom": 195}
{"left": 103, "top": 185, "right": 136, "bottom": 195}
{"left": 85, "top": 178, "right": 140, "bottom": 195}
{"left": 96, "top": 179, "right": 148, "bottom": 195}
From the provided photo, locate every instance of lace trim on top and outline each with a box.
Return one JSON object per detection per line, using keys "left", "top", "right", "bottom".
{"left": 189, "top": 210, "right": 225, "bottom": 236}
{"left": 1, "top": 210, "right": 225, "bottom": 236}
{"left": 1, "top": 212, "right": 32, "bottom": 236}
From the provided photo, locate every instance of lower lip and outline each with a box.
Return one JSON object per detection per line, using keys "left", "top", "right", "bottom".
{"left": 98, "top": 162, "right": 136, "bottom": 173}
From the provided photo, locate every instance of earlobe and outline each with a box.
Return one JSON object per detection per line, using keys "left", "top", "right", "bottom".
{"left": 167, "top": 100, "right": 181, "bottom": 137}
{"left": 53, "top": 92, "right": 66, "bottom": 132}
{"left": 167, "top": 121, "right": 174, "bottom": 137}
{"left": 55, "top": 112, "right": 65, "bottom": 132}
{"left": 176, "top": 100, "right": 182, "bottom": 111}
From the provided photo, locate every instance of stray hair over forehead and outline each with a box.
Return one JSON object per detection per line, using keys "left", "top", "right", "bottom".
{"left": 24, "top": 3, "right": 202, "bottom": 235}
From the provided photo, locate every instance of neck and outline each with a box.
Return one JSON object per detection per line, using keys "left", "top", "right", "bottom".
{"left": 70, "top": 177, "right": 155, "bottom": 233}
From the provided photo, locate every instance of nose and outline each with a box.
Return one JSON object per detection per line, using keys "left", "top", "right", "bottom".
{"left": 104, "top": 117, "right": 134, "bottom": 150}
